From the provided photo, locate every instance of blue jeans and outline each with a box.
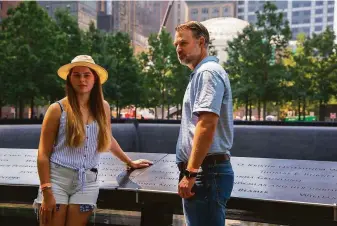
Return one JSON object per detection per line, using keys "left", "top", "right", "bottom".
{"left": 179, "top": 161, "right": 234, "bottom": 226}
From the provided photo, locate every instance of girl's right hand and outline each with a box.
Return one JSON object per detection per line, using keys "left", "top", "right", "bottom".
{"left": 40, "top": 189, "right": 56, "bottom": 225}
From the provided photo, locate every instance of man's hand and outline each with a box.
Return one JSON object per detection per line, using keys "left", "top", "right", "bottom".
{"left": 178, "top": 176, "right": 196, "bottom": 199}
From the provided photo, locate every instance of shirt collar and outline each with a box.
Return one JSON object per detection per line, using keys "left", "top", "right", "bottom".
{"left": 190, "top": 56, "right": 219, "bottom": 80}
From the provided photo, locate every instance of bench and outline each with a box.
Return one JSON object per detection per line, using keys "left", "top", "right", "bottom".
{"left": 1, "top": 124, "right": 337, "bottom": 225}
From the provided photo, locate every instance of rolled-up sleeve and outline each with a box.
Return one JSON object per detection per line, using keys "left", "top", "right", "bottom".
{"left": 192, "top": 70, "right": 225, "bottom": 117}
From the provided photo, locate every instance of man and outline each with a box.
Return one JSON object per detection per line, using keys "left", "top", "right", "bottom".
{"left": 174, "top": 21, "right": 234, "bottom": 226}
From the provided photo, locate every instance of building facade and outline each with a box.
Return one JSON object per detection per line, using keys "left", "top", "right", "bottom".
{"left": 0, "top": 0, "right": 20, "bottom": 21}
{"left": 38, "top": 1, "right": 97, "bottom": 30}
{"left": 165, "top": 1, "right": 236, "bottom": 39}
{"left": 237, "top": 0, "right": 335, "bottom": 40}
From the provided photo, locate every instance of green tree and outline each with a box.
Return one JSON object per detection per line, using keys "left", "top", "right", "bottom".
{"left": 226, "top": 2, "right": 291, "bottom": 120}
{"left": 283, "top": 33, "right": 314, "bottom": 120}
{"left": 142, "top": 29, "right": 176, "bottom": 119}
{"left": 305, "top": 27, "right": 337, "bottom": 113}
{"left": 1, "top": 1, "right": 61, "bottom": 118}
{"left": 102, "top": 32, "right": 142, "bottom": 118}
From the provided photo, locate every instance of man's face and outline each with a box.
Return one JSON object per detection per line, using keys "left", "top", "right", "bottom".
{"left": 174, "top": 29, "right": 202, "bottom": 66}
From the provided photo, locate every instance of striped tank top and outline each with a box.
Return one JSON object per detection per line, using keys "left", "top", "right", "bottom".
{"left": 50, "top": 101, "right": 100, "bottom": 187}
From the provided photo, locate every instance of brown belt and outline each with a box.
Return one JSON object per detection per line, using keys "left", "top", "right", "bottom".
{"left": 177, "top": 154, "right": 230, "bottom": 171}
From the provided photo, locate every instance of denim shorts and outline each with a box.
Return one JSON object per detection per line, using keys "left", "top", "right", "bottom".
{"left": 33, "top": 162, "right": 99, "bottom": 212}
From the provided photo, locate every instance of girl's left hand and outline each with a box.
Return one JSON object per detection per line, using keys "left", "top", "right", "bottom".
{"left": 128, "top": 159, "right": 153, "bottom": 169}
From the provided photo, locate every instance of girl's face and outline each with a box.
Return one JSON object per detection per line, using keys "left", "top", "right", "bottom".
{"left": 70, "top": 66, "right": 96, "bottom": 94}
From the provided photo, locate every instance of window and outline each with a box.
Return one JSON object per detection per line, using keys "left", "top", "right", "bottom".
{"left": 303, "top": 27, "right": 310, "bottom": 33}
{"left": 191, "top": 8, "right": 198, "bottom": 15}
{"left": 238, "top": 1, "right": 245, "bottom": 5}
{"left": 328, "top": 8, "right": 334, "bottom": 13}
{"left": 328, "top": 16, "right": 334, "bottom": 22}
{"left": 292, "top": 2, "right": 300, "bottom": 8}
{"left": 303, "top": 1, "right": 311, "bottom": 7}
{"left": 0, "top": 2, "right": 2, "bottom": 10}
{"left": 315, "top": 26, "right": 322, "bottom": 31}
{"left": 316, "top": 9, "right": 323, "bottom": 14}
{"left": 238, "top": 15, "right": 244, "bottom": 20}
{"left": 292, "top": 28, "right": 299, "bottom": 33}
{"left": 316, "top": 1, "right": 324, "bottom": 6}
{"left": 292, "top": 32, "right": 299, "bottom": 40}
{"left": 191, "top": 8, "right": 197, "bottom": 14}
{"left": 248, "top": 15, "right": 257, "bottom": 24}
{"left": 328, "top": 1, "right": 334, "bottom": 5}
{"left": 293, "top": 1, "right": 311, "bottom": 8}
{"left": 178, "top": 4, "right": 180, "bottom": 9}
{"left": 303, "top": 10, "right": 311, "bottom": 16}
{"left": 292, "top": 19, "right": 300, "bottom": 25}
{"left": 275, "top": 1, "right": 287, "bottom": 9}
{"left": 248, "top": 5, "right": 257, "bottom": 12}
{"left": 212, "top": 8, "right": 219, "bottom": 17}
{"left": 190, "top": 9, "right": 198, "bottom": 20}
{"left": 292, "top": 11, "right": 299, "bottom": 17}
{"left": 238, "top": 8, "right": 244, "bottom": 13}
{"left": 315, "top": 17, "right": 323, "bottom": 23}
{"left": 202, "top": 8, "right": 208, "bottom": 14}
{"left": 303, "top": 18, "right": 310, "bottom": 24}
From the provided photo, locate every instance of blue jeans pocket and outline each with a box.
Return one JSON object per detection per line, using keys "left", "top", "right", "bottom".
{"left": 210, "top": 163, "right": 234, "bottom": 205}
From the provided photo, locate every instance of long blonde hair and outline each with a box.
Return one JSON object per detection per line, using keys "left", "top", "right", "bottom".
{"left": 64, "top": 68, "right": 110, "bottom": 152}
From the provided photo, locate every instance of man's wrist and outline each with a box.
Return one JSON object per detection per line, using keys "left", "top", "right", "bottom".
{"left": 186, "top": 167, "right": 199, "bottom": 173}
{"left": 183, "top": 169, "right": 198, "bottom": 178}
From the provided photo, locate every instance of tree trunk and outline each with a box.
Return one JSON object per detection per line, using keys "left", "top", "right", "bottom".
{"left": 297, "top": 97, "right": 301, "bottom": 121}
{"left": 176, "top": 105, "right": 179, "bottom": 119}
{"left": 263, "top": 100, "right": 267, "bottom": 121}
{"left": 19, "top": 98, "right": 24, "bottom": 119}
{"left": 249, "top": 100, "right": 252, "bottom": 121}
{"left": 257, "top": 99, "right": 261, "bottom": 121}
{"left": 134, "top": 106, "right": 137, "bottom": 119}
{"left": 245, "top": 96, "right": 248, "bottom": 120}
{"left": 155, "top": 108, "right": 157, "bottom": 119}
{"left": 0, "top": 101, "right": 2, "bottom": 118}
{"left": 161, "top": 104, "right": 164, "bottom": 120}
{"left": 15, "top": 100, "right": 19, "bottom": 119}
{"left": 167, "top": 104, "right": 170, "bottom": 120}
{"left": 303, "top": 98, "right": 306, "bottom": 121}
{"left": 319, "top": 100, "right": 323, "bottom": 121}
{"left": 30, "top": 97, "right": 34, "bottom": 119}
{"left": 116, "top": 100, "right": 119, "bottom": 119}
{"left": 277, "top": 102, "right": 280, "bottom": 121}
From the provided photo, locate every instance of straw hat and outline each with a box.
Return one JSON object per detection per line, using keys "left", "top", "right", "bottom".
{"left": 57, "top": 55, "right": 108, "bottom": 84}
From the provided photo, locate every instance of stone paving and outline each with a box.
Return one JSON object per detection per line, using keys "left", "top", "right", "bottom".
{"left": 0, "top": 203, "right": 286, "bottom": 226}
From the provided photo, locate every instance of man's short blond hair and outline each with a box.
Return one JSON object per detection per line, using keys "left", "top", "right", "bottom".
{"left": 175, "top": 21, "right": 210, "bottom": 47}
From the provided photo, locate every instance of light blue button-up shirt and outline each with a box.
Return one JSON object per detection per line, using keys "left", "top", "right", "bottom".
{"left": 176, "top": 56, "right": 234, "bottom": 163}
